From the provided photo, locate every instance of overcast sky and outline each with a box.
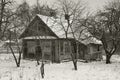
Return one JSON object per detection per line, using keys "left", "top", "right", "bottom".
{"left": 15, "top": 0, "right": 113, "bottom": 12}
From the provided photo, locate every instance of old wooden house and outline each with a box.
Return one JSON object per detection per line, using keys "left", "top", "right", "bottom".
{"left": 20, "top": 14, "right": 102, "bottom": 62}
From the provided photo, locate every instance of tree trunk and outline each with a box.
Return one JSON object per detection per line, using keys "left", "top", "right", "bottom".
{"left": 71, "top": 54, "right": 77, "bottom": 70}
{"left": 106, "top": 54, "right": 111, "bottom": 64}
{"left": 17, "top": 63, "right": 20, "bottom": 67}
{"left": 65, "top": 31, "right": 68, "bottom": 38}
{"left": 9, "top": 45, "right": 19, "bottom": 67}
{"left": 73, "top": 59, "right": 77, "bottom": 70}
{"left": 101, "top": 39, "right": 112, "bottom": 64}
{"left": 40, "top": 62, "right": 44, "bottom": 78}
{"left": 36, "top": 59, "right": 40, "bottom": 65}
{"left": 17, "top": 53, "right": 22, "bottom": 67}
{"left": 8, "top": 29, "right": 22, "bottom": 67}
{"left": 105, "top": 50, "right": 112, "bottom": 64}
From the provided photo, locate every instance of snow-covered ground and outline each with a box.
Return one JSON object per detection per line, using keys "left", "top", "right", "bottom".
{"left": 0, "top": 54, "right": 120, "bottom": 80}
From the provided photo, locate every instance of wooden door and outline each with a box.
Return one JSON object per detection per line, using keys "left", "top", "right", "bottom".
{"left": 42, "top": 41, "right": 52, "bottom": 60}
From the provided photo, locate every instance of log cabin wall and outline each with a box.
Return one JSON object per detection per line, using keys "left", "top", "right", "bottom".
{"left": 54, "top": 40, "right": 60, "bottom": 62}
{"left": 23, "top": 39, "right": 27, "bottom": 59}
{"left": 22, "top": 38, "right": 84, "bottom": 62}
{"left": 78, "top": 43, "right": 87, "bottom": 59}
{"left": 23, "top": 39, "right": 53, "bottom": 60}
{"left": 58, "top": 40, "right": 72, "bottom": 61}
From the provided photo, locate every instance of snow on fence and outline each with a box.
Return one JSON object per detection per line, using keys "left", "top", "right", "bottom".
{"left": 0, "top": 46, "right": 19, "bottom": 54}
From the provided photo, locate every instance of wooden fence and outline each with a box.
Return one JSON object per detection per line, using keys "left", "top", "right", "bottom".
{"left": 0, "top": 46, "right": 19, "bottom": 54}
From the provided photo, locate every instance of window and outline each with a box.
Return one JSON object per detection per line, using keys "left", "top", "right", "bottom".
{"left": 64, "top": 41, "right": 70, "bottom": 53}
{"left": 42, "top": 41, "right": 51, "bottom": 53}
{"left": 60, "top": 42, "right": 63, "bottom": 52}
{"left": 27, "top": 41, "right": 36, "bottom": 54}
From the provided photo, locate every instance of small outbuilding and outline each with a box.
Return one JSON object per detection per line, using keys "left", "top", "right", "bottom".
{"left": 78, "top": 38, "right": 103, "bottom": 61}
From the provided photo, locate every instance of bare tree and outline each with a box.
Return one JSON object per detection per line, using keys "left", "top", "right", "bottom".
{"left": 55, "top": 0, "right": 86, "bottom": 70}
{"left": 6, "top": 3, "right": 27, "bottom": 67}
{"left": 0, "top": 0, "right": 14, "bottom": 39}
{"left": 85, "top": 0, "right": 120, "bottom": 64}
{"left": 16, "top": 1, "right": 32, "bottom": 27}
{"left": 31, "top": 0, "right": 57, "bottom": 17}
{"left": 56, "top": 0, "right": 85, "bottom": 38}
{"left": 8, "top": 27, "right": 22, "bottom": 67}
{"left": 0, "top": 0, "right": 23, "bottom": 67}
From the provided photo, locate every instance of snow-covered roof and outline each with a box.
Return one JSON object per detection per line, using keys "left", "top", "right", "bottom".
{"left": 36, "top": 14, "right": 72, "bottom": 38}
{"left": 21, "top": 14, "right": 102, "bottom": 44}
{"left": 23, "top": 36, "right": 57, "bottom": 39}
{"left": 37, "top": 14, "right": 102, "bottom": 44}
{"left": 4, "top": 40, "right": 15, "bottom": 43}
{"left": 80, "top": 37, "right": 102, "bottom": 45}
